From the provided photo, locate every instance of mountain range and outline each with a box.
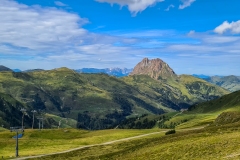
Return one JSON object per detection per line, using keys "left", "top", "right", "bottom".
{"left": 0, "top": 58, "right": 230, "bottom": 130}
{"left": 10, "top": 68, "right": 240, "bottom": 93}
{"left": 75, "top": 68, "right": 133, "bottom": 77}
{"left": 12, "top": 68, "right": 133, "bottom": 77}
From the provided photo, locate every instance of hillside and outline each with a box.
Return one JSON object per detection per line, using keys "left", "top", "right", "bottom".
{"left": 0, "top": 59, "right": 230, "bottom": 130}
{"left": 0, "top": 69, "right": 163, "bottom": 129}
{"left": 193, "top": 75, "right": 240, "bottom": 92}
{"left": 188, "top": 90, "right": 240, "bottom": 113}
{"left": 162, "top": 90, "right": 240, "bottom": 129}
{"left": 0, "top": 92, "right": 31, "bottom": 128}
{"left": 0, "top": 91, "right": 76, "bottom": 129}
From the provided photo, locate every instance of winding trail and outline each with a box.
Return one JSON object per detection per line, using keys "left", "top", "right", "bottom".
{"left": 13, "top": 126, "right": 206, "bottom": 160}
{"left": 172, "top": 110, "right": 184, "bottom": 118}
{"left": 13, "top": 131, "right": 166, "bottom": 160}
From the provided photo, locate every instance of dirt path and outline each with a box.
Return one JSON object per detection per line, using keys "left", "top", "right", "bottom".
{"left": 12, "top": 126, "right": 204, "bottom": 160}
{"left": 224, "top": 153, "right": 240, "bottom": 159}
{"left": 13, "top": 131, "right": 166, "bottom": 160}
{"left": 172, "top": 110, "right": 183, "bottom": 118}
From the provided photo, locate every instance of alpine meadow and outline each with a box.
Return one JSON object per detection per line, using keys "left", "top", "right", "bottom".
{"left": 1, "top": 0, "right": 240, "bottom": 159}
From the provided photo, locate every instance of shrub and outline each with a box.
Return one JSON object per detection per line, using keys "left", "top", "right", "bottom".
{"left": 165, "top": 129, "right": 176, "bottom": 135}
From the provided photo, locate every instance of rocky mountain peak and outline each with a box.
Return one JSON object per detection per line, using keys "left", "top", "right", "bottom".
{"left": 130, "top": 58, "right": 177, "bottom": 79}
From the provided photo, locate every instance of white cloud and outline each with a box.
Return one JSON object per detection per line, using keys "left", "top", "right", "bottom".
{"left": 179, "top": 0, "right": 196, "bottom": 9}
{"left": 214, "top": 20, "right": 240, "bottom": 34}
{"left": 165, "top": 4, "right": 174, "bottom": 11}
{"left": 95, "top": 0, "right": 164, "bottom": 15}
{"left": 0, "top": 0, "right": 89, "bottom": 53}
{"left": 203, "top": 36, "right": 239, "bottom": 44}
{"left": 54, "top": 1, "right": 68, "bottom": 7}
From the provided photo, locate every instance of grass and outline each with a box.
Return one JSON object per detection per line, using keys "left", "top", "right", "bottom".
{"left": 29, "top": 123, "right": 240, "bottom": 160}
{"left": 2, "top": 108, "right": 240, "bottom": 159}
{"left": 0, "top": 128, "right": 159, "bottom": 159}
{"left": 0, "top": 127, "right": 7, "bottom": 132}
{"left": 175, "top": 113, "right": 218, "bottom": 129}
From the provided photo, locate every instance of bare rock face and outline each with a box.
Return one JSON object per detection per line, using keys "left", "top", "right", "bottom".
{"left": 130, "top": 58, "right": 177, "bottom": 79}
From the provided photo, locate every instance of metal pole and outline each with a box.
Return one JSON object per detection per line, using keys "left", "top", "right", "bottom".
{"left": 22, "top": 114, "right": 24, "bottom": 130}
{"left": 32, "top": 113, "right": 34, "bottom": 129}
{"left": 16, "top": 131, "right": 19, "bottom": 157}
{"left": 39, "top": 119, "right": 41, "bottom": 131}
{"left": 20, "top": 108, "right": 26, "bottom": 130}
{"left": 10, "top": 127, "right": 24, "bottom": 157}
{"left": 31, "top": 110, "right": 37, "bottom": 129}
{"left": 42, "top": 119, "right": 43, "bottom": 130}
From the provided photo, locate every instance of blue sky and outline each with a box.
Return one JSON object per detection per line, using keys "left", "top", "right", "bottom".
{"left": 0, "top": 0, "right": 240, "bottom": 75}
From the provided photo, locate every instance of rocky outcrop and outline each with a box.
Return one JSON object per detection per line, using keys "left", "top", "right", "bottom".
{"left": 130, "top": 58, "right": 177, "bottom": 80}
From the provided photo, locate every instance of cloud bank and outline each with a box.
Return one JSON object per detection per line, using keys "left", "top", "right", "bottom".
{"left": 0, "top": 0, "right": 88, "bottom": 53}
{"left": 95, "top": 0, "right": 164, "bottom": 15}
{"left": 214, "top": 20, "right": 240, "bottom": 34}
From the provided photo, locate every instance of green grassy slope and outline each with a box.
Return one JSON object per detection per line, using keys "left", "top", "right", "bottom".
{"left": 25, "top": 123, "right": 240, "bottom": 160}
{"left": 0, "top": 70, "right": 164, "bottom": 129}
{"left": 0, "top": 69, "right": 229, "bottom": 130}
{"left": 165, "top": 90, "right": 240, "bottom": 129}
{"left": 120, "top": 90, "right": 239, "bottom": 130}
{"left": 0, "top": 128, "right": 157, "bottom": 158}
{"left": 188, "top": 90, "right": 240, "bottom": 113}
{"left": 123, "top": 74, "right": 229, "bottom": 110}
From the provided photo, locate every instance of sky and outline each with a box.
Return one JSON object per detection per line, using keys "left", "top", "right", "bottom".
{"left": 0, "top": 0, "right": 240, "bottom": 75}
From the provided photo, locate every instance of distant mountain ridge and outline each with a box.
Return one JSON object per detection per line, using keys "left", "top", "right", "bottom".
{"left": 192, "top": 74, "right": 211, "bottom": 81}
{"left": 9, "top": 68, "right": 133, "bottom": 77}
{"left": 193, "top": 74, "right": 240, "bottom": 92}
{"left": 0, "top": 65, "right": 12, "bottom": 72}
{"left": 13, "top": 69, "right": 22, "bottom": 72}
{"left": 130, "top": 58, "right": 177, "bottom": 80}
{"left": 75, "top": 68, "right": 133, "bottom": 77}
{"left": 23, "top": 69, "right": 45, "bottom": 72}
